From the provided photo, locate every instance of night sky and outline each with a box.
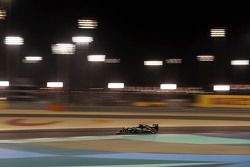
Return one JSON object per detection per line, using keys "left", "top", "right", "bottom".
{"left": 1, "top": 1, "right": 250, "bottom": 89}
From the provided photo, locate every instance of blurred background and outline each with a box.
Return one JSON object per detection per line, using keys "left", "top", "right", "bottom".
{"left": 0, "top": 0, "right": 250, "bottom": 110}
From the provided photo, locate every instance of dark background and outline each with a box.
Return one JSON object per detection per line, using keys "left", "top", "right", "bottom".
{"left": 1, "top": 1, "right": 250, "bottom": 89}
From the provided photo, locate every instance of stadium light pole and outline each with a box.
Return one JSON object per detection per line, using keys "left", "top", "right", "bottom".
{"left": 22, "top": 56, "right": 43, "bottom": 85}
{"left": 4, "top": 36, "right": 24, "bottom": 84}
{"left": 196, "top": 54, "right": 216, "bottom": 87}
{"left": 71, "top": 36, "right": 94, "bottom": 90}
{"left": 51, "top": 43, "right": 75, "bottom": 103}
{"left": 87, "top": 54, "right": 106, "bottom": 89}
{"left": 210, "top": 27, "right": 227, "bottom": 86}
{"left": 230, "top": 60, "right": 249, "bottom": 83}
{"left": 144, "top": 60, "right": 163, "bottom": 86}
{"left": 73, "top": 17, "right": 98, "bottom": 91}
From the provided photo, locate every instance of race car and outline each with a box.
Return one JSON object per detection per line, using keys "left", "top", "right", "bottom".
{"left": 116, "top": 124, "right": 159, "bottom": 134}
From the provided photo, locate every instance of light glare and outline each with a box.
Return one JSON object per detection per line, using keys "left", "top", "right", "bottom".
{"left": 144, "top": 61, "right": 163, "bottom": 66}
{"left": 213, "top": 85, "right": 230, "bottom": 91}
{"left": 5, "top": 36, "right": 24, "bottom": 45}
{"left": 165, "top": 59, "right": 182, "bottom": 64}
{"left": 23, "top": 56, "right": 43, "bottom": 63}
{"left": 0, "top": 10, "right": 6, "bottom": 20}
{"left": 160, "top": 84, "right": 177, "bottom": 90}
{"left": 72, "top": 36, "right": 93, "bottom": 44}
{"left": 87, "top": 55, "right": 106, "bottom": 62}
{"left": 108, "top": 83, "right": 124, "bottom": 89}
{"left": 0, "top": 81, "right": 9, "bottom": 87}
{"left": 52, "top": 43, "right": 75, "bottom": 55}
{"left": 78, "top": 19, "right": 98, "bottom": 29}
{"left": 105, "top": 59, "right": 120, "bottom": 64}
{"left": 231, "top": 60, "right": 249, "bottom": 66}
{"left": 210, "top": 28, "right": 226, "bottom": 37}
{"left": 197, "top": 55, "right": 215, "bottom": 62}
{"left": 47, "top": 82, "right": 63, "bottom": 88}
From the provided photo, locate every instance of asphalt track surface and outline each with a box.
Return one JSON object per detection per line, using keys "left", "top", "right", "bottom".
{"left": 2, "top": 108, "right": 250, "bottom": 166}
{"left": 1, "top": 112, "right": 250, "bottom": 139}
{"left": 1, "top": 126, "right": 250, "bottom": 139}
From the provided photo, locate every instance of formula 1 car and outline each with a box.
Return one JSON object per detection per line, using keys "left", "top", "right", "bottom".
{"left": 116, "top": 124, "right": 159, "bottom": 134}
